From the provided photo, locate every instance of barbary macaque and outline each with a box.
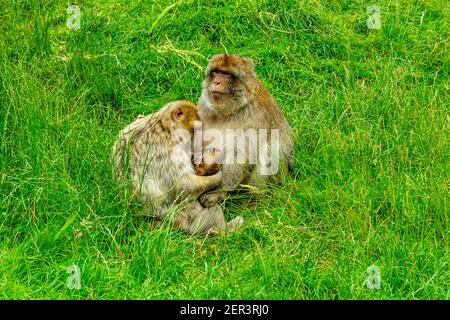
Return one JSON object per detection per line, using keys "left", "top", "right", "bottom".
{"left": 197, "top": 54, "right": 294, "bottom": 207}
{"left": 112, "top": 100, "right": 243, "bottom": 235}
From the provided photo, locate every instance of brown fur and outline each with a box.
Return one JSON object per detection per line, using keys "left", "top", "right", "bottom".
{"left": 112, "top": 100, "right": 243, "bottom": 235}
{"left": 197, "top": 54, "right": 294, "bottom": 207}
{"left": 193, "top": 148, "right": 223, "bottom": 176}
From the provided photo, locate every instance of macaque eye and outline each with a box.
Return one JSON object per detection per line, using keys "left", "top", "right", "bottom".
{"left": 223, "top": 71, "right": 236, "bottom": 79}
{"left": 210, "top": 70, "right": 234, "bottom": 78}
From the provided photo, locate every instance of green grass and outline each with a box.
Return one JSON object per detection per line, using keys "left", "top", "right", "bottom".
{"left": 0, "top": 0, "right": 448, "bottom": 299}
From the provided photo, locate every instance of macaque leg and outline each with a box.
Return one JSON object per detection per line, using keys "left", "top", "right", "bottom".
{"left": 198, "top": 191, "right": 226, "bottom": 208}
{"left": 200, "top": 153, "right": 289, "bottom": 208}
{"left": 175, "top": 201, "right": 225, "bottom": 235}
{"left": 226, "top": 216, "right": 245, "bottom": 232}
{"left": 199, "top": 164, "right": 248, "bottom": 208}
{"left": 175, "top": 201, "right": 244, "bottom": 235}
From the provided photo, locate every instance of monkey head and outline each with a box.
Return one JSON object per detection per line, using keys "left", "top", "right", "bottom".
{"left": 162, "top": 100, "right": 200, "bottom": 134}
{"left": 201, "top": 54, "right": 257, "bottom": 116}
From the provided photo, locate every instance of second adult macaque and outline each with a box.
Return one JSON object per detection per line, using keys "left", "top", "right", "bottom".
{"left": 197, "top": 54, "right": 294, "bottom": 207}
{"left": 111, "top": 100, "right": 243, "bottom": 235}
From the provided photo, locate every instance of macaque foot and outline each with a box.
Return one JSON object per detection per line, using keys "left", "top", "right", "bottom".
{"left": 227, "top": 216, "right": 244, "bottom": 232}
{"left": 206, "top": 216, "right": 244, "bottom": 236}
{"left": 199, "top": 191, "right": 224, "bottom": 208}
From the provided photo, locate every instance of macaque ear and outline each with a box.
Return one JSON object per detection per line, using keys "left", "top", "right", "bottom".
{"left": 172, "top": 107, "right": 185, "bottom": 121}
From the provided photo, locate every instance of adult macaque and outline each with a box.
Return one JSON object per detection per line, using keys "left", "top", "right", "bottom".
{"left": 112, "top": 100, "right": 243, "bottom": 235}
{"left": 197, "top": 54, "right": 294, "bottom": 207}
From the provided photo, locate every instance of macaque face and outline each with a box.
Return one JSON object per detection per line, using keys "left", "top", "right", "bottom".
{"left": 204, "top": 54, "right": 256, "bottom": 105}
{"left": 209, "top": 69, "right": 234, "bottom": 99}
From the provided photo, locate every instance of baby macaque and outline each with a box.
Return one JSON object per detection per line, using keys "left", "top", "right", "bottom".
{"left": 193, "top": 148, "right": 223, "bottom": 176}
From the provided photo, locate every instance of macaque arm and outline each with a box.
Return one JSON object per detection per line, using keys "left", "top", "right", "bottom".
{"left": 179, "top": 172, "right": 222, "bottom": 197}
{"left": 198, "top": 164, "right": 249, "bottom": 207}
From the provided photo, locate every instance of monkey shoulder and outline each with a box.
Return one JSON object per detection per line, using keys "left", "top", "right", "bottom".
{"left": 252, "top": 82, "right": 291, "bottom": 127}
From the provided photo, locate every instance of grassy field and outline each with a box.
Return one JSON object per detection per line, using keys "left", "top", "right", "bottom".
{"left": 0, "top": 0, "right": 448, "bottom": 299}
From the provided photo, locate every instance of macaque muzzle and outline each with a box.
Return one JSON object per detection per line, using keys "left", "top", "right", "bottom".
{"left": 210, "top": 71, "right": 232, "bottom": 95}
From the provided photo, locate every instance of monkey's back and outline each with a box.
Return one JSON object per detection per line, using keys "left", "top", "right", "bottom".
{"left": 112, "top": 113, "right": 195, "bottom": 217}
